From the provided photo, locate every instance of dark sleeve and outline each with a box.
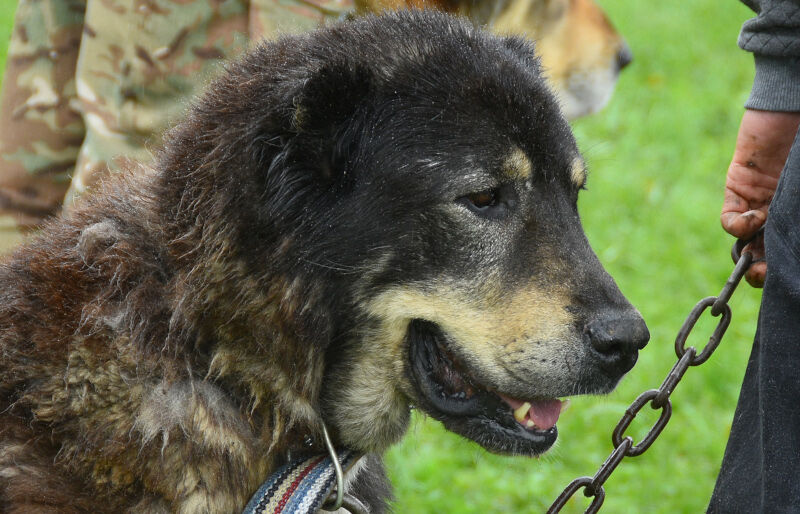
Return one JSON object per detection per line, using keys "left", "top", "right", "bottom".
{"left": 738, "top": 0, "right": 800, "bottom": 111}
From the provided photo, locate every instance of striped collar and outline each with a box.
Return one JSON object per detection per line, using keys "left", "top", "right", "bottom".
{"left": 243, "top": 449, "right": 361, "bottom": 514}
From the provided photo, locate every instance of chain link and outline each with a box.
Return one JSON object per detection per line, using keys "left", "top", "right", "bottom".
{"left": 547, "top": 231, "right": 762, "bottom": 514}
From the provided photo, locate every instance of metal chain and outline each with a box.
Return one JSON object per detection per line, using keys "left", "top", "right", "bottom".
{"left": 547, "top": 231, "right": 762, "bottom": 514}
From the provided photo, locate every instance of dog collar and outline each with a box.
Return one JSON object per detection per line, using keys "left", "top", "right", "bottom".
{"left": 243, "top": 423, "right": 363, "bottom": 514}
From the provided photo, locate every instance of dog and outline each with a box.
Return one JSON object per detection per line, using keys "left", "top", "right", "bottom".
{"left": 0, "top": 11, "right": 648, "bottom": 513}
{"left": 357, "top": 0, "right": 633, "bottom": 119}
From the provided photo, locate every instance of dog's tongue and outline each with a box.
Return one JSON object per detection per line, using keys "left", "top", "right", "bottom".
{"left": 499, "top": 394, "right": 563, "bottom": 431}
{"left": 528, "top": 399, "right": 563, "bottom": 430}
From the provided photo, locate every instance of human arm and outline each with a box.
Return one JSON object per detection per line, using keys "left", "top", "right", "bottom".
{"left": 721, "top": 109, "right": 800, "bottom": 287}
{"left": 720, "top": 0, "right": 800, "bottom": 287}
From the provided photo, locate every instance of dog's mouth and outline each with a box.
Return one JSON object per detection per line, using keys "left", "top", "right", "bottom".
{"left": 406, "top": 320, "right": 568, "bottom": 456}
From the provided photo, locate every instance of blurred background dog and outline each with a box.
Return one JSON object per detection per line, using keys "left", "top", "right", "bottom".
{"left": 358, "top": 0, "right": 633, "bottom": 119}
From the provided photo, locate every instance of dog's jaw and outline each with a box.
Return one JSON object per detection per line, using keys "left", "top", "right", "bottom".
{"left": 322, "top": 332, "right": 413, "bottom": 453}
{"left": 404, "top": 319, "right": 563, "bottom": 456}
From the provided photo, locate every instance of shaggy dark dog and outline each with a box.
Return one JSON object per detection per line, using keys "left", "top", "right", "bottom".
{"left": 0, "top": 11, "right": 648, "bottom": 513}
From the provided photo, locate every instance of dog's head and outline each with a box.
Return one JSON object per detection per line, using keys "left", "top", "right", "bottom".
{"left": 319, "top": 103, "right": 649, "bottom": 456}
{"left": 356, "top": 0, "right": 632, "bottom": 119}
{"left": 166, "top": 11, "right": 646, "bottom": 459}
{"left": 488, "top": 0, "right": 632, "bottom": 119}
{"left": 288, "top": 13, "right": 645, "bottom": 457}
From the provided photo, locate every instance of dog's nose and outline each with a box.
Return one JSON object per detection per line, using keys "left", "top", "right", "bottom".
{"left": 585, "top": 314, "right": 649, "bottom": 375}
{"left": 615, "top": 44, "right": 633, "bottom": 72}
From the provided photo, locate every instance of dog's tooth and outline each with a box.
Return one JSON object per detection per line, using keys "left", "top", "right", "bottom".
{"left": 514, "top": 401, "right": 531, "bottom": 422}
{"left": 526, "top": 420, "right": 535, "bottom": 428}
{"left": 562, "top": 399, "right": 571, "bottom": 412}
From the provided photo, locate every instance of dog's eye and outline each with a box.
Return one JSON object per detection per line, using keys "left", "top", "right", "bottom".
{"left": 467, "top": 190, "right": 497, "bottom": 209}
{"left": 457, "top": 186, "right": 514, "bottom": 219}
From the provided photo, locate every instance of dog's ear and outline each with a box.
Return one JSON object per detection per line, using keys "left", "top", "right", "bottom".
{"left": 289, "top": 61, "right": 373, "bottom": 181}
{"left": 293, "top": 62, "right": 372, "bottom": 131}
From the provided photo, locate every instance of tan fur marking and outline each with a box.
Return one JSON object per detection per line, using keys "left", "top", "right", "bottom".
{"left": 367, "top": 282, "right": 572, "bottom": 351}
{"left": 570, "top": 157, "right": 587, "bottom": 187}
{"left": 331, "top": 324, "right": 411, "bottom": 451}
{"left": 351, "top": 279, "right": 578, "bottom": 407}
{"left": 504, "top": 147, "right": 533, "bottom": 180}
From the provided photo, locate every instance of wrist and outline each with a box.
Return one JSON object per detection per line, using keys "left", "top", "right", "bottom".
{"left": 745, "top": 55, "right": 800, "bottom": 112}
{"left": 736, "top": 109, "right": 800, "bottom": 176}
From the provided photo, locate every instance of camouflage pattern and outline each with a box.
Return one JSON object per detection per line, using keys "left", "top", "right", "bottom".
{"left": 0, "top": 0, "right": 85, "bottom": 232}
{"left": 0, "top": 0, "right": 353, "bottom": 239}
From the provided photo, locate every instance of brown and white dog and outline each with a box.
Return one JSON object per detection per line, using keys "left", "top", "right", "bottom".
{"left": 358, "top": 0, "right": 633, "bottom": 119}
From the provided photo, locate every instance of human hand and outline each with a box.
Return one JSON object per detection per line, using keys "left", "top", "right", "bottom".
{"left": 721, "top": 109, "right": 800, "bottom": 287}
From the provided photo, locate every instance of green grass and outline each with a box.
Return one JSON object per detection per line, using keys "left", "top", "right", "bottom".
{"left": 0, "top": 2, "right": 13, "bottom": 74}
{"left": 0, "top": 1, "right": 760, "bottom": 512}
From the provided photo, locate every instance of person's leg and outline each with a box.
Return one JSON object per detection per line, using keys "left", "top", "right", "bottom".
{"left": 64, "top": 0, "right": 251, "bottom": 206}
{"left": 0, "top": 0, "right": 86, "bottom": 243}
{"left": 708, "top": 128, "right": 800, "bottom": 513}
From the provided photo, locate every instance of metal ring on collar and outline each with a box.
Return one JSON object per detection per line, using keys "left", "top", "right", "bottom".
{"left": 321, "top": 422, "right": 345, "bottom": 512}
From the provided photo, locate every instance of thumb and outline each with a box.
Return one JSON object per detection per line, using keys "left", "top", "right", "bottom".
{"left": 720, "top": 208, "right": 767, "bottom": 239}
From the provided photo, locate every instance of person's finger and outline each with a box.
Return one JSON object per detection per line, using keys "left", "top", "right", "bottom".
{"left": 745, "top": 261, "right": 766, "bottom": 288}
{"left": 720, "top": 208, "right": 767, "bottom": 239}
{"left": 741, "top": 234, "right": 766, "bottom": 288}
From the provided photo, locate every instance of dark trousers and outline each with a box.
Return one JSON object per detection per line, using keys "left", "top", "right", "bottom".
{"left": 708, "top": 129, "right": 800, "bottom": 513}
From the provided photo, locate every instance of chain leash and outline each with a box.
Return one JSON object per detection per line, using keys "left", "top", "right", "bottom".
{"left": 547, "top": 232, "right": 763, "bottom": 514}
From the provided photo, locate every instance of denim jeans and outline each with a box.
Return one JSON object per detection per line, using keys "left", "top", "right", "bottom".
{"left": 708, "top": 128, "right": 800, "bottom": 513}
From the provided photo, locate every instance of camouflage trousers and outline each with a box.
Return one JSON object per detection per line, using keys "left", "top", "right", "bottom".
{"left": 0, "top": 0, "right": 353, "bottom": 237}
